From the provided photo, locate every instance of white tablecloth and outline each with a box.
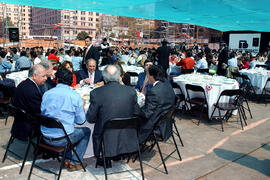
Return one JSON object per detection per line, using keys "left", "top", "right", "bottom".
{"left": 74, "top": 85, "right": 145, "bottom": 158}
{"left": 6, "top": 70, "right": 28, "bottom": 86}
{"left": 240, "top": 68, "right": 270, "bottom": 94}
{"left": 173, "top": 74, "right": 239, "bottom": 118}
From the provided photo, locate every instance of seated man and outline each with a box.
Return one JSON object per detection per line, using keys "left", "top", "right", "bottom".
{"left": 41, "top": 67, "right": 90, "bottom": 171}
{"left": 11, "top": 64, "right": 47, "bottom": 141}
{"left": 15, "top": 51, "right": 32, "bottom": 71}
{"left": 136, "top": 59, "right": 153, "bottom": 95}
{"left": 136, "top": 65, "right": 175, "bottom": 143}
{"left": 39, "top": 60, "right": 56, "bottom": 94}
{"left": 86, "top": 65, "right": 140, "bottom": 166}
{"left": 176, "top": 50, "right": 195, "bottom": 70}
{"left": 76, "top": 58, "right": 103, "bottom": 86}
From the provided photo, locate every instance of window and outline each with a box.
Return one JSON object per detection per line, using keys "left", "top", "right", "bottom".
{"left": 96, "top": 13, "right": 99, "bottom": 16}
{"left": 73, "top": 16, "right": 77, "bottom": 20}
{"left": 81, "top": 11, "right": 85, "bottom": 15}
{"left": 81, "top": 22, "right": 85, "bottom": 26}
{"left": 73, "top": 22, "right": 77, "bottom": 25}
{"left": 81, "top": 17, "right": 85, "bottom": 20}
{"left": 88, "top": 12, "right": 93, "bottom": 15}
{"left": 89, "top": 23, "right": 93, "bottom": 27}
{"left": 96, "top": 18, "right": 99, "bottom": 22}
{"left": 89, "top": 17, "right": 93, "bottom": 21}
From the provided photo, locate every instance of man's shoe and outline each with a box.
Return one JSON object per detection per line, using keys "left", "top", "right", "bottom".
{"left": 64, "top": 160, "right": 70, "bottom": 168}
{"left": 95, "top": 157, "right": 112, "bottom": 168}
{"left": 67, "top": 162, "right": 87, "bottom": 172}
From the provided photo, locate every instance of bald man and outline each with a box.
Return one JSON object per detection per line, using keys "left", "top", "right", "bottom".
{"left": 86, "top": 65, "right": 140, "bottom": 166}
{"left": 12, "top": 64, "right": 48, "bottom": 141}
{"left": 76, "top": 59, "right": 103, "bottom": 86}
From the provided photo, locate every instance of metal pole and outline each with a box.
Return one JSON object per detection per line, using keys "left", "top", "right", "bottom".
{"left": 2, "top": 3, "right": 5, "bottom": 48}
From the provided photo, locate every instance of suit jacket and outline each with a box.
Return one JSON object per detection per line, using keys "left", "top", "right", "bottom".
{"left": 11, "top": 78, "right": 42, "bottom": 141}
{"left": 86, "top": 82, "right": 141, "bottom": 157}
{"left": 82, "top": 45, "right": 100, "bottom": 65}
{"left": 76, "top": 69, "right": 103, "bottom": 84}
{"left": 136, "top": 81, "right": 175, "bottom": 143}
{"left": 157, "top": 45, "right": 171, "bottom": 71}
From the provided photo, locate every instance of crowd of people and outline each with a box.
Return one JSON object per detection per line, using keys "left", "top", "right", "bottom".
{"left": 1, "top": 36, "right": 270, "bottom": 172}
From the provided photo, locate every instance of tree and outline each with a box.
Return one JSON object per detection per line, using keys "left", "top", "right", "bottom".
{"left": 77, "top": 31, "right": 89, "bottom": 40}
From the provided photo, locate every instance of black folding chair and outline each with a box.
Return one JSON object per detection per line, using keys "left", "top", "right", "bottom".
{"left": 28, "top": 115, "right": 86, "bottom": 180}
{"left": 259, "top": 77, "right": 270, "bottom": 104}
{"left": 239, "top": 74, "right": 259, "bottom": 100}
{"left": 142, "top": 108, "right": 182, "bottom": 174}
{"left": 99, "top": 117, "right": 144, "bottom": 180}
{"left": 171, "top": 82, "right": 187, "bottom": 111}
{"left": 255, "top": 64, "right": 267, "bottom": 69}
{"left": 197, "top": 68, "right": 209, "bottom": 74}
{"left": 181, "top": 69, "right": 194, "bottom": 74}
{"left": 20, "top": 67, "right": 31, "bottom": 71}
{"left": 2, "top": 104, "right": 37, "bottom": 174}
{"left": 209, "top": 89, "right": 246, "bottom": 132}
{"left": 185, "top": 84, "right": 208, "bottom": 125}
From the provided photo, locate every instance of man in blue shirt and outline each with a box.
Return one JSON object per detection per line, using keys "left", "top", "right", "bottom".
{"left": 40, "top": 67, "right": 90, "bottom": 171}
{"left": 15, "top": 51, "right": 32, "bottom": 71}
{"left": 0, "top": 51, "right": 12, "bottom": 73}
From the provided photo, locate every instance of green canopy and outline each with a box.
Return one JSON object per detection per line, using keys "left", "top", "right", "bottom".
{"left": 2, "top": 0, "right": 270, "bottom": 32}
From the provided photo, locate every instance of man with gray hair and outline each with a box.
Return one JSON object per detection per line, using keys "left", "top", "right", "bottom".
{"left": 11, "top": 64, "right": 47, "bottom": 141}
{"left": 86, "top": 65, "right": 140, "bottom": 167}
{"left": 39, "top": 60, "right": 56, "bottom": 94}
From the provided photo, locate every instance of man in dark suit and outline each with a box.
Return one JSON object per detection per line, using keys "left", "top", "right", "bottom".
{"left": 82, "top": 36, "right": 100, "bottom": 68}
{"left": 76, "top": 58, "right": 103, "bottom": 86}
{"left": 157, "top": 39, "right": 171, "bottom": 75}
{"left": 11, "top": 64, "right": 48, "bottom": 141}
{"left": 86, "top": 65, "right": 140, "bottom": 165}
{"left": 136, "top": 65, "right": 175, "bottom": 143}
{"left": 217, "top": 42, "right": 229, "bottom": 76}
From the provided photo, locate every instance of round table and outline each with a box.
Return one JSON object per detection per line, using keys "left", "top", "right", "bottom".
{"left": 240, "top": 68, "right": 270, "bottom": 94}
{"left": 173, "top": 74, "right": 239, "bottom": 118}
{"left": 6, "top": 70, "right": 28, "bottom": 86}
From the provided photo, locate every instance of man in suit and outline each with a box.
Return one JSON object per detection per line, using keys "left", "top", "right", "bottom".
{"left": 76, "top": 58, "right": 103, "bottom": 86}
{"left": 136, "top": 65, "right": 175, "bottom": 143}
{"left": 157, "top": 39, "right": 171, "bottom": 75}
{"left": 82, "top": 36, "right": 100, "bottom": 68}
{"left": 217, "top": 42, "right": 229, "bottom": 76}
{"left": 11, "top": 64, "right": 48, "bottom": 141}
{"left": 86, "top": 65, "right": 140, "bottom": 166}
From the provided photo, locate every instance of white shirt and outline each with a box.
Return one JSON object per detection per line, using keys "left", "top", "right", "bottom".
{"left": 80, "top": 71, "right": 95, "bottom": 85}
{"left": 34, "top": 57, "right": 41, "bottom": 64}
{"left": 196, "top": 58, "right": 208, "bottom": 69}
{"left": 63, "top": 55, "right": 72, "bottom": 62}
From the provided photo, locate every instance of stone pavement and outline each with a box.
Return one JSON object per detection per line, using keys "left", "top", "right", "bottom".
{"left": 0, "top": 101, "right": 270, "bottom": 180}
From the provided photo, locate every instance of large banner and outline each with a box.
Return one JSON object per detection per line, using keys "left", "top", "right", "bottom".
{"left": 229, "top": 33, "right": 261, "bottom": 53}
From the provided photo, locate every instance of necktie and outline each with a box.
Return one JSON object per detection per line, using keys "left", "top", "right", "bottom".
{"left": 89, "top": 73, "right": 93, "bottom": 85}
{"left": 141, "top": 76, "right": 148, "bottom": 95}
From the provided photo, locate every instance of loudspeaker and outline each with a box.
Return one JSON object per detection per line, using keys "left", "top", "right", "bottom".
{"left": 8, "top": 27, "right": 19, "bottom": 42}
{"left": 253, "top": 38, "right": 259, "bottom": 47}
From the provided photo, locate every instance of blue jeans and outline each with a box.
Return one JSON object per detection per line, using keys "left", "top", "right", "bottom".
{"left": 43, "top": 127, "right": 91, "bottom": 165}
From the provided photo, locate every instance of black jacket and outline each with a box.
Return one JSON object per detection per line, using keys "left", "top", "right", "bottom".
{"left": 136, "top": 81, "right": 175, "bottom": 143}
{"left": 86, "top": 82, "right": 141, "bottom": 157}
{"left": 76, "top": 69, "right": 103, "bottom": 84}
{"left": 11, "top": 78, "right": 42, "bottom": 141}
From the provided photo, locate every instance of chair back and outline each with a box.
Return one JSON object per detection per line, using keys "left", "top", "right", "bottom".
{"left": 255, "top": 64, "right": 267, "bottom": 68}
{"left": 36, "top": 114, "right": 69, "bottom": 137}
{"left": 186, "top": 84, "right": 204, "bottom": 92}
{"left": 20, "top": 67, "right": 30, "bottom": 71}
{"left": 152, "top": 108, "right": 175, "bottom": 141}
{"left": 197, "top": 69, "right": 209, "bottom": 74}
{"left": 103, "top": 117, "right": 140, "bottom": 131}
{"left": 216, "top": 89, "right": 242, "bottom": 105}
{"left": 181, "top": 69, "right": 194, "bottom": 74}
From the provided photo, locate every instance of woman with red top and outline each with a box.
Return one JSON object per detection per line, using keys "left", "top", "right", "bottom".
{"left": 61, "top": 61, "right": 77, "bottom": 87}
{"left": 176, "top": 50, "right": 195, "bottom": 69}
{"left": 48, "top": 49, "right": 60, "bottom": 70}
